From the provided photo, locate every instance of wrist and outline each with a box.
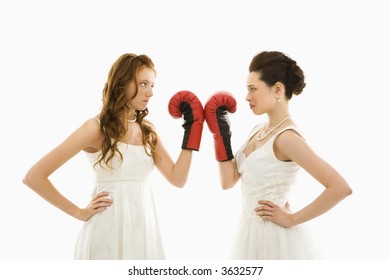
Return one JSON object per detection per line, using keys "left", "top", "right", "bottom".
{"left": 213, "top": 134, "right": 233, "bottom": 161}
{"left": 181, "top": 122, "right": 203, "bottom": 151}
{"left": 290, "top": 212, "right": 300, "bottom": 227}
{"left": 75, "top": 208, "right": 87, "bottom": 221}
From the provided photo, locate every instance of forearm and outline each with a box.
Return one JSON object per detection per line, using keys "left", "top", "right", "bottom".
{"left": 23, "top": 174, "right": 82, "bottom": 220}
{"left": 292, "top": 184, "right": 352, "bottom": 225}
{"left": 219, "top": 160, "right": 240, "bottom": 189}
{"left": 170, "top": 149, "right": 193, "bottom": 188}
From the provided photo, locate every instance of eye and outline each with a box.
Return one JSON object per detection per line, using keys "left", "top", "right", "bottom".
{"left": 139, "top": 82, "right": 147, "bottom": 88}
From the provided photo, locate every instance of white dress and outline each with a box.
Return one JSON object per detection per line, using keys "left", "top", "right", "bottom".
{"left": 74, "top": 140, "right": 164, "bottom": 259}
{"left": 233, "top": 124, "right": 317, "bottom": 259}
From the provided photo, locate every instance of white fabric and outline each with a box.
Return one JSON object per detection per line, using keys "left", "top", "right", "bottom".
{"left": 233, "top": 124, "right": 318, "bottom": 259}
{"left": 74, "top": 143, "right": 164, "bottom": 259}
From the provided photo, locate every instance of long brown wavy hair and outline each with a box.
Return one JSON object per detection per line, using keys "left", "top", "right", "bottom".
{"left": 95, "top": 53, "right": 157, "bottom": 169}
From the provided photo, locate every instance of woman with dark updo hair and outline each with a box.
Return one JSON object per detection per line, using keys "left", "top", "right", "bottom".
{"left": 204, "top": 51, "right": 352, "bottom": 259}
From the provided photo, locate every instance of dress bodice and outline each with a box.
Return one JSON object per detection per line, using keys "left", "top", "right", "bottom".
{"left": 231, "top": 124, "right": 318, "bottom": 260}
{"left": 85, "top": 143, "right": 154, "bottom": 183}
{"left": 236, "top": 125, "right": 302, "bottom": 219}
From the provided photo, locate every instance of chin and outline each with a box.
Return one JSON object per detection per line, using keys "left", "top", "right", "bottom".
{"left": 251, "top": 109, "right": 262, "bottom": 115}
{"left": 254, "top": 111, "right": 265, "bottom": 116}
{"left": 135, "top": 105, "right": 147, "bottom": 111}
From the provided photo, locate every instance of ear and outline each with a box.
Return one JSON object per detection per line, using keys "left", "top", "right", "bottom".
{"left": 274, "top": 82, "right": 285, "bottom": 94}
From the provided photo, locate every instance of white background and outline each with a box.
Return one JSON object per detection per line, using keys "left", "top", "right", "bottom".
{"left": 1, "top": 0, "right": 389, "bottom": 277}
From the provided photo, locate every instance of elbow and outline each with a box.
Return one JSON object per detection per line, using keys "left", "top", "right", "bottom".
{"left": 337, "top": 184, "right": 353, "bottom": 199}
{"left": 221, "top": 182, "right": 235, "bottom": 190}
{"left": 341, "top": 180, "right": 353, "bottom": 197}
{"left": 23, "top": 168, "right": 44, "bottom": 189}
{"left": 344, "top": 185, "right": 353, "bottom": 197}
{"left": 220, "top": 176, "right": 238, "bottom": 190}
{"left": 174, "top": 183, "right": 185, "bottom": 189}
{"left": 22, "top": 170, "right": 34, "bottom": 188}
{"left": 171, "top": 179, "right": 186, "bottom": 188}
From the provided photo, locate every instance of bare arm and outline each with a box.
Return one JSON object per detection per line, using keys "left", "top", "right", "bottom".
{"left": 218, "top": 158, "right": 241, "bottom": 190}
{"left": 153, "top": 134, "right": 193, "bottom": 188}
{"left": 22, "top": 119, "right": 112, "bottom": 221}
{"left": 258, "top": 131, "right": 352, "bottom": 227}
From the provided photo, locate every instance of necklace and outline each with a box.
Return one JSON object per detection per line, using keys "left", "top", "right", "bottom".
{"left": 257, "top": 116, "right": 291, "bottom": 141}
{"left": 127, "top": 112, "right": 137, "bottom": 123}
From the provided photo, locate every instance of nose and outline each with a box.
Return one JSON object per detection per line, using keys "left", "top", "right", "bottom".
{"left": 245, "top": 91, "right": 251, "bottom": 101}
{"left": 146, "top": 87, "right": 153, "bottom": 98}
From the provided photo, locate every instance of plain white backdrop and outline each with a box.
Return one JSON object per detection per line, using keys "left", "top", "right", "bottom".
{"left": 1, "top": 0, "right": 389, "bottom": 276}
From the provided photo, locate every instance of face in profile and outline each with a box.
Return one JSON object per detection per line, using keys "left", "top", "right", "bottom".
{"left": 246, "top": 71, "right": 276, "bottom": 115}
{"left": 126, "top": 67, "right": 156, "bottom": 111}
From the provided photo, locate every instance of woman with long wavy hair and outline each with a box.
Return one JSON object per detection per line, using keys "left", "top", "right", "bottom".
{"left": 23, "top": 53, "right": 204, "bottom": 259}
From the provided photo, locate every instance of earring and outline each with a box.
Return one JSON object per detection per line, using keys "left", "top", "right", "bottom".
{"left": 276, "top": 95, "right": 281, "bottom": 103}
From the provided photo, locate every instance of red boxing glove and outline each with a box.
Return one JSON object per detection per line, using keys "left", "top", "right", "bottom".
{"left": 204, "top": 91, "right": 237, "bottom": 161}
{"left": 168, "top": 90, "right": 204, "bottom": 151}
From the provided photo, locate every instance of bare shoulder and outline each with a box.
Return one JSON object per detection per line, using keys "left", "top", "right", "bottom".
{"left": 59, "top": 118, "right": 104, "bottom": 154}
{"left": 275, "top": 129, "right": 305, "bottom": 146}
{"left": 28, "top": 117, "right": 104, "bottom": 171}
{"left": 82, "top": 117, "right": 101, "bottom": 132}
{"left": 273, "top": 129, "right": 307, "bottom": 161}
{"left": 144, "top": 118, "right": 156, "bottom": 130}
{"left": 143, "top": 119, "right": 158, "bottom": 142}
{"left": 72, "top": 117, "right": 104, "bottom": 151}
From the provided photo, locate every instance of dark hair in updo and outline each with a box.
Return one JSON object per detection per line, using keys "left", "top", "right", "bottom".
{"left": 249, "top": 51, "right": 306, "bottom": 100}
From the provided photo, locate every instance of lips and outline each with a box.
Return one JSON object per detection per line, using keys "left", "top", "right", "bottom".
{"left": 139, "top": 100, "right": 148, "bottom": 110}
